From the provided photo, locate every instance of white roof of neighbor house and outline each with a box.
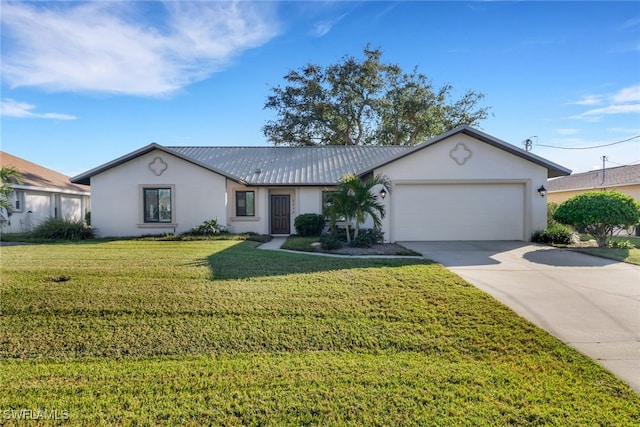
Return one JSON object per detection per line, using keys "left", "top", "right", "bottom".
{"left": 168, "top": 146, "right": 409, "bottom": 185}
{"left": 70, "top": 126, "right": 571, "bottom": 186}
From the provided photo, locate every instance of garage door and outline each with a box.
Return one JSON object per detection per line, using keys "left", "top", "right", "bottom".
{"left": 393, "top": 183, "right": 524, "bottom": 241}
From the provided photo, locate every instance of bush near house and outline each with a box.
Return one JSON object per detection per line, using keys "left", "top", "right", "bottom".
{"left": 553, "top": 191, "right": 640, "bottom": 248}
{"left": 30, "top": 217, "right": 94, "bottom": 241}
{"left": 294, "top": 213, "right": 326, "bottom": 237}
{"left": 185, "top": 218, "right": 227, "bottom": 236}
{"left": 532, "top": 223, "right": 574, "bottom": 245}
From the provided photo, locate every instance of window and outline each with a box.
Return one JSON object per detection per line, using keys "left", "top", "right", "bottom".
{"left": 12, "top": 191, "right": 24, "bottom": 212}
{"left": 236, "top": 191, "right": 255, "bottom": 216}
{"left": 144, "top": 188, "right": 172, "bottom": 223}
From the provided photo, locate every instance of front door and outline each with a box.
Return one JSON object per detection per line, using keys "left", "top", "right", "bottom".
{"left": 271, "top": 195, "right": 290, "bottom": 234}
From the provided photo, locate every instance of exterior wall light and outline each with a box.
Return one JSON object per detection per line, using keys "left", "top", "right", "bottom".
{"left": 537, "top": 185, "right": 547, "bottom": 197}
{"left": 379, "top": 188, "right": 387, "bottom": 199}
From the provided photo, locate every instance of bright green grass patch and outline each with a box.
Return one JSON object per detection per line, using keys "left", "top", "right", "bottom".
{"left": 573, "top": 235, "right": 640, "bottom": 265}
{"left": 572, "top": 247, "right": 640, "bottom": 265}
{"left": 281, "top": 235, "right": 320, "bottom": 251}
{"left": 1, "top": 240, "right": 638, "bottom": 424}
{"left": 2, "top": 353, "right": 637, "bottom": 426}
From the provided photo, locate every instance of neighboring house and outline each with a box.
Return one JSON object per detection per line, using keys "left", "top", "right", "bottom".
{"left": 0, "top": 151, "right": 91, "bottom": 233}
{"left": 547, "top": 164, "right": 640, "bottom": 204}
{"left": 70, "top": 126, "right": 570, "bottom": 242}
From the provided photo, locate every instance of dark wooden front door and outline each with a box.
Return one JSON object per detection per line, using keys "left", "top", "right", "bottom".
{"left": 271, "top": 195, "right": 290, "bottom": 234}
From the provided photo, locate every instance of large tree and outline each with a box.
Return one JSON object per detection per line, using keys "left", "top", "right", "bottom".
{"left": 263, "top": 47, "right": 490, "bottom": 146}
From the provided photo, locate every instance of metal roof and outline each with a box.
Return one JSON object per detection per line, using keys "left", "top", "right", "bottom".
{"left": 547, "top": 163, "right": 640, "bottom": 192}
{"left": 70, "top": 126, "right": 571, "bottom": 186}
{"left": 168, "top": 146, "right": 409, "bottom": 185}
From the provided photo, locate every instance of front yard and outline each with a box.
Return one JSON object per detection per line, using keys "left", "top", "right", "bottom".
{"left": 1, "top": 239, "right": 638, "bottom": 425}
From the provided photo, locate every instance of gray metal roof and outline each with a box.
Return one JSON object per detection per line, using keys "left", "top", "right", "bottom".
{"left": 547, "top": 163, "right": 640, "bottom": 192}
{"left": 70, "top": 126, "right": 571, "bottom": 186}
{"left": 168, "top": 146, "right": 409, "bottom": 185}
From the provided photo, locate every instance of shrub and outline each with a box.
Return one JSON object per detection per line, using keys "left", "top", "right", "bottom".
{"left": 186, "top": 219, "right": 227, "bottom": 236}
{"left": 531, "top": 224, "right": 574, "bottom": 245}
{"left": 294, "top": 213, "right": 326, "bottom": 237}
{"left": 609, "top": 240, "right": 635, "bottom": 249}
{"left": 554, "top": 191, "right": 640, "bottom": 248}
{"left": 31, "top": 217, "right": 95, "bottom": 241}
{"left": 547, "top": 202, "right": 559, "bottom": 227}
{"left": 350, "top": 228, "right": 384, "bottom": 248}
{"left": 320, "top": 233, "right": 343, "bottom": 250}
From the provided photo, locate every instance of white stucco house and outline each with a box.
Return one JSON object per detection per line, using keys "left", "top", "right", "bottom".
{"left": 70, "top": 126, "right": 570, "bottom": 242}
{"left": 1, "top": 151, "right": 91, "bottom": 233}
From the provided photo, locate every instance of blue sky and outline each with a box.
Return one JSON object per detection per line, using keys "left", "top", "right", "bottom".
{"left": 1, "top": 1, "right": 639, "bottom": 177}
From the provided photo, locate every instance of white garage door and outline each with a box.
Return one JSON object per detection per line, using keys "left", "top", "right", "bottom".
{"left": 393, "top": 183, "right": 525, "bottom": 241}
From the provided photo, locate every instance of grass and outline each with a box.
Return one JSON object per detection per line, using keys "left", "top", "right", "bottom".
{"left": 1, "top": 239, "right": 639, "bottom": 425}
{"left": 573, "top": 234, "right": 640, "bottom": 265}
{"left": 280, "top": 235, "right": 320, "bottom": 252}
{"left": 281, "top": 235, "right": 422, "bottom": 256}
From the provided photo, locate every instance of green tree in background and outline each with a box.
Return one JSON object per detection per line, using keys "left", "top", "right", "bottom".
{"left": 264, "top": 46, "right": 490, "bottom": 146}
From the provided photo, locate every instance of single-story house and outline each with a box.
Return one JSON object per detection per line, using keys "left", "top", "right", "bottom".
{"left": 70, "top": 126, "right": 570, "bottom": 242}
{"left": 547, "top": 163, "right": 640, "bottom": 204}
{"left": 0, "top": 151, "right": 91, "bottom": 233}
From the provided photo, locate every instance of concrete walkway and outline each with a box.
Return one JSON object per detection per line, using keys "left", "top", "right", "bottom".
{"left": 400, "top": 241, "right": 640, "bottom": 394}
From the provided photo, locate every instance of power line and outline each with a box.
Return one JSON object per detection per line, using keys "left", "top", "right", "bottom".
{"left": 535, "top": 135, "right": 640, "bottom": 150}
{"left": 606, "top": 158, "right": 640, "bottom": 167}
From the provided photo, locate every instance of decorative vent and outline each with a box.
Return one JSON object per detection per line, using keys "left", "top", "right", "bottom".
{"left": 449, "top": 143, "right": 472, "bottom": 166}
{"left": 149, "top": 157, "right": 168, "bottom": 176}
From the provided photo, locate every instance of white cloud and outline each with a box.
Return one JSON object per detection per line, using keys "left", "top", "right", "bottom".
{"left": 574, "top": 103, "right": 640, "bottom": 119}
{"left": 311, "top": 13, "right": 347, "bottom": 37}
{"left": 0, "top": 1, "right": 279, "bottom": 97}
{"left": 555, "top": 128, "right": 580, "bottom": 135}
{"left": 570, "top": 84, "right": 640, "bottom": 120}
{"left": 612, "top": 85, "right": 640, "bottom": 103}
{"left": 569, "top": 95, "right": 603, "bottom": 106}
{"left": 0, "top": 98, "right": 76, "bottom": 120}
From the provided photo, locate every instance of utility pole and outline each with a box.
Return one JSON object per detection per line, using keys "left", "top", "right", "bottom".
{"left": 601, "top": 155, "right": 607, "bottom": 185}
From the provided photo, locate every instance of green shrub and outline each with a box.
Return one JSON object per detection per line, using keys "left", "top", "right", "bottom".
{"left": 31, "top": 217, "right": 95, "bottom": 241}
{"left": 532, "top": 224, "right": 574, "bottom": 245}
{"left": 350, "top": 228, "right": 384, "bottom": 248}
{"left": 609, "top": 240, "right": 635, "bottom": 249}
{"left": 554, "top": 191, "right": 640, "bottom": 247}
{"left": 294, "top": 213, "right": 326, "bottom": 237}
{"left": 547, "top": 202, "right": 559, "bottom": 227}
{"left": 320, "top": 233, "right": 343, "bottom": 250}
{"left": 185, "top": 219, "right": 227, "bottom": 236}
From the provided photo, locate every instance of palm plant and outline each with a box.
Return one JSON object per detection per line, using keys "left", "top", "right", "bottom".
{"left": 0, "top": 166, "right": 22, "bottom": 211}
{"left": 325, "top": 173, "right": 391, "bottom": 243}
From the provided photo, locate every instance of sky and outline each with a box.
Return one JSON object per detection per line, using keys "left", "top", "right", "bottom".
{"left": 1, "top": 1, "right": 639, "bottom": 178}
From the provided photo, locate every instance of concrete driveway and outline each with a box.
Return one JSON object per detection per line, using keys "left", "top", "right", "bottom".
{"left": 400, "top": 241, "right": 640, "bottom": 393}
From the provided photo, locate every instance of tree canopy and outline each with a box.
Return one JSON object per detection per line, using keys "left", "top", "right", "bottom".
{"left": 553, "top": 191, "right": 640, "bottom": 248}
{"left": 263, "top": 46, "right": 490, "bottom": 146}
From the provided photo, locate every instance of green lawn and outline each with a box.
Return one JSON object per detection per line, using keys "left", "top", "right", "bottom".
{"left": 574, "top": 235, "right": 640, "bottom": 265}
{"left": 1, "top": 240, "right": 638, "bottom": 425}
